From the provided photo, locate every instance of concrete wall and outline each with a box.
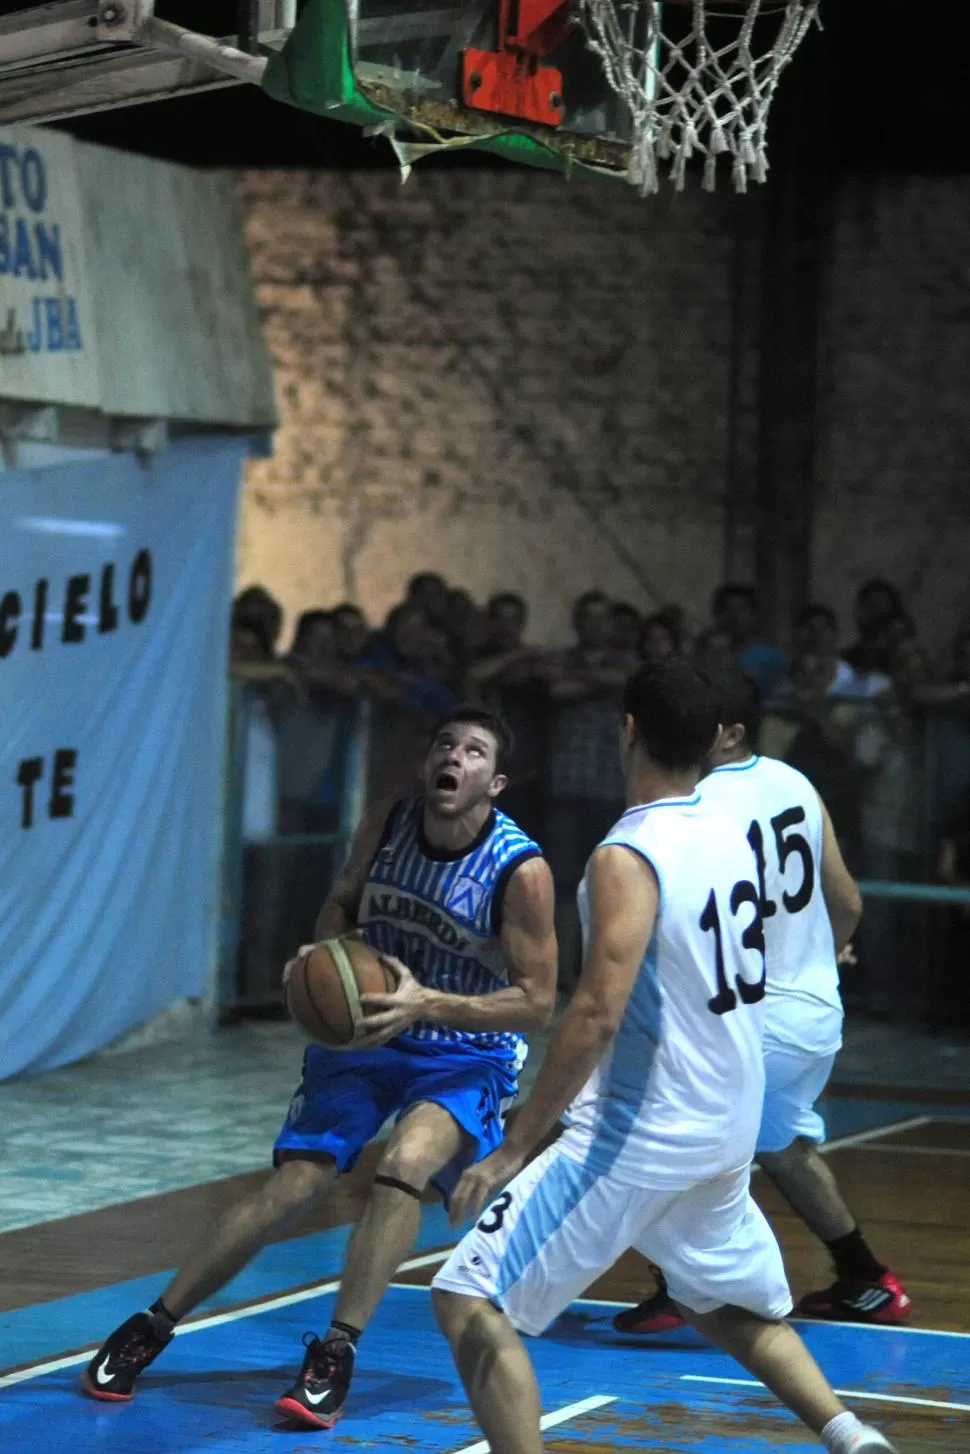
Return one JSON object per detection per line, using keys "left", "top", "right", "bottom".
{"left": 237, "top": 171, "right": 735, "bottom": 644}
{"left": 813, "top": 176, "right": 970, "bottom": 646}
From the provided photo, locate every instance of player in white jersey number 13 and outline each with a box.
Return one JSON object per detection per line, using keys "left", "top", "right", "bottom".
{"left": 432, "top": 660, "right": 895, "bottom": 1454}
{"left": 617, "top": 669, "right": 911, "bottom": 1337}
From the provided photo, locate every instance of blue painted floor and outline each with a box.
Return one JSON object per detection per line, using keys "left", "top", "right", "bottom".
{"left": 3, "top": 1286, "right": 968, "bottom": 1453}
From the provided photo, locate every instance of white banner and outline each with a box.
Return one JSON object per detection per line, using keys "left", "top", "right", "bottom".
{"left": 0, "top": 437, "right": 244, "bottom": 1077}
{"left": 0, "top": 126, "right": 99, "bottom": 406}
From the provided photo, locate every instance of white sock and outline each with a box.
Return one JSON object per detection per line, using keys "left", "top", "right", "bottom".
{"left": 821, "top": 1412, "right": 866, "bottom": 1450}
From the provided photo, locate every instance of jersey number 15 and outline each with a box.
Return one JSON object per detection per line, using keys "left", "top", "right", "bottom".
{"left": 747, "top": 806, "right": 815, "bottom": 918}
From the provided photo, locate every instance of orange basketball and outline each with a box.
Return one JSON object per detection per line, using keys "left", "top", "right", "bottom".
{"left": 286, "top": 937, "right": 396, "bottom": 1050}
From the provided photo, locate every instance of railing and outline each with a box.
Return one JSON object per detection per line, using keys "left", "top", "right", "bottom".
{"left": 219, "top": 681, "right": 970, "bottom": 1030}
{"left": 218, "top": 682, "right": 372, "bottom": 1011}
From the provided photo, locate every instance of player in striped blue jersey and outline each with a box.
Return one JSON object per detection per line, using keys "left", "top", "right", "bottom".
{"left": 82, "top": 706, "right": 557, "bottom": 1429}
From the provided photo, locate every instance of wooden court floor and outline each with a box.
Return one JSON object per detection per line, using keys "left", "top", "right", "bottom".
{"left": 2, "top": 1108, "right": 968, "bottom": 1452}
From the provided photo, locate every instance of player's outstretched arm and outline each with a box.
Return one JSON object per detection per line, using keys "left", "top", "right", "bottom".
{"left": 358, "top": 857, "right": 558, "bottom": 1039}
{"left": 450, "top": 845, "right": 658, "bottom": 1224}
{"left": 313, "top": 799, "right": 395, "bottom": 940}
{"left": 818, "top": 796, "right": 863, "bottom": 953}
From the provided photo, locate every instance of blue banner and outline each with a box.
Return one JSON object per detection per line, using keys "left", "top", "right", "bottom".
{"left": 0, "top": 437, "right": 244, "bottom": 1077}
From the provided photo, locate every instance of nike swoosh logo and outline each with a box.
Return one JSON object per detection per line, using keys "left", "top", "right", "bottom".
{"left": 94, "top": 1357, "right": 115, "bottom": 1387}
{"left": 303, "top": 1389, "right": 328, "bottom": 1406}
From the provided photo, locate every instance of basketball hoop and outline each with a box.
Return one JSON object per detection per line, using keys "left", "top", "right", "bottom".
{"left": 576, "top": 0, "right": 821, "bottom": 193}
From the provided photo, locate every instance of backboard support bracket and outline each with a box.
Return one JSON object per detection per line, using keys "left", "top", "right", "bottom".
{"left": 461, "top": 0, "right": 571, "bottom": 127}
{"left": 0, "top": 1, "right": 290, "bottom": 125}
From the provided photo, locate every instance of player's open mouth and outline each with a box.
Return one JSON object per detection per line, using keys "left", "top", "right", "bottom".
{"left": 435, "top": 770, "right": 460, "bottom": 792}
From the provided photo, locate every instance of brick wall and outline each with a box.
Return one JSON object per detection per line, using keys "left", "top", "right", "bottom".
{"left": 237, "top": 170, "right": 735, "bottom": 644}
{"left": 236, "top": 167, "right": 970, "bottom": 655}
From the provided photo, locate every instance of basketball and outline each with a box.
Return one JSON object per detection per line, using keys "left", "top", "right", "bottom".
{"left": 285, "top": 937, "right": 397, "bottom": 1050}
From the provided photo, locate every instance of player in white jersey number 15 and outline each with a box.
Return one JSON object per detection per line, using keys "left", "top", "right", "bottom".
{"left": 432, "top": 660, "right": 895, "bottom": 1454}
{"left": 617, "top": 669, "right": 911, "bottom": 1338}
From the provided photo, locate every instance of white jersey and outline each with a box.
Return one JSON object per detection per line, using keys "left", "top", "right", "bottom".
{"left": 701, "top": 756, "right": 842, "bottom": 1055}
{"left": 560, "top": 793, "right": 767, "bottom": 1190}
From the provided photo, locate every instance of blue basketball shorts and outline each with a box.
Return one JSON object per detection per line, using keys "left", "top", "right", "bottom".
{"left": 273, "top": 1036, "right": 519, "bottom": 1201}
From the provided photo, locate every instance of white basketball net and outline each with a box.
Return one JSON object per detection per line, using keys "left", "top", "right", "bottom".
{"left": 577, "top": 0, "right": 821, "bottom": 193}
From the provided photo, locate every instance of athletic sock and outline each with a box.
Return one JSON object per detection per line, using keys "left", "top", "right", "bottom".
{"left": 821, "top": 1411, "right": 867, "bottom": 1451}
{"left": 147, "top": 1298, "right": 178, "bottom": 1335}
{"left": 825, "top": 1227, "right": 888, "bottom": 1283}
{"left": 323, "top": 1319, "right": 361, "bottom": 1349}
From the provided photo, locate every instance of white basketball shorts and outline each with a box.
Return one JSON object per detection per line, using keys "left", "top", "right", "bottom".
{"left": 756, "top": 1041, "right": 838, "bottom": 1154}
{"left": 432, "top": 1144, "right": 793, "bottom": 1338}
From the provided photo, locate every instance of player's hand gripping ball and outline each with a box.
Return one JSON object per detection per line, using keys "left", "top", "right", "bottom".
{"left": 284, "top": 937, "right": 402, "bottom": 1050}
{"left": 357, "top": 954, "right": 429, "bottom": 1044}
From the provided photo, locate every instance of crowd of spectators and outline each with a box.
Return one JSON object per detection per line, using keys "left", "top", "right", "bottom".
{"left": 229, "top": 572, "right": 970, "bottom": 1022}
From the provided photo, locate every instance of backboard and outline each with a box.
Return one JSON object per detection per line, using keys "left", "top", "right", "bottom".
{"left": 261, "top": 0, "right": 821, "bottom": 191}
{"left": 350, "top": 0, "right": 635, "bottom": 173}
{"left": 0, "top": 1, "right": 820, "bottom": 192}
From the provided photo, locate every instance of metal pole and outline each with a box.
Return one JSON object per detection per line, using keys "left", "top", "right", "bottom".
{"left": 140, "top": 15, "right": 267, "bottom": 84}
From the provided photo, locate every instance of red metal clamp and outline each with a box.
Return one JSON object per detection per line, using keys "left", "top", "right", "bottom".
{"left": 462, "top": 0, "right": 574, "bottom": 128}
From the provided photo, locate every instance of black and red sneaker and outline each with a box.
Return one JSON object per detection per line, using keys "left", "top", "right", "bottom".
{"left": 613, "top": 1286, "right": 686, "bottom": 1335}
{"left": 276, "top": 1333, "right": 355, "bottom": 1429}
{"left": 796, "top": 1271, "right": 913, "bottom": 1325}
{"left": 81, "top": 1312, "right": 173, "bottom": 1401}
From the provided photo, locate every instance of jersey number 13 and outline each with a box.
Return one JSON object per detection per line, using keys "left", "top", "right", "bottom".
{"left": 700, "top": 879, "right": 766, "bottom": 1017}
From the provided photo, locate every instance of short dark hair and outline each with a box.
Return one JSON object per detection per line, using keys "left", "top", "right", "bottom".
{"left": 408, "top": 571, "right": 446, "bottom": 594}
{"left": 857, "top": 576, "right": 902, "bottom": 609}
{"left": 385, "top": 601, "right": 424, "bottom": 632}
{"left": 232, "top": 586, "right": 282, "bottom": 654}
{"left": 430, "top": 705, "right": 515, "bottom": 775}
{"left": 332, "top": 601, "right": 366, "bottom": 623}
{"left": 706, "top": 668, "right": 762, "bottom": 747}
{"left": 291, "top": 608, "right": 332, "bottom": 654}
{"left": 613, "top": 601, "right": 640, "bottom": 622}
{"left": 712, "top": 582, "right": 757, "bottom": 615}
{"left": 572, "top": 589, "right": 610, "bottom": 631}
{"left": 488, "top": 591, "right": 527, "bottom": 618}
{"left": 795, "top": 603, "right": 837, "bottom": 632}
{"left": 622, "top": 660, "right": 720, "bottom": 772}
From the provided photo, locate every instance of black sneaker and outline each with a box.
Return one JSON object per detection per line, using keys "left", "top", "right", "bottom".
{"left": 81, "top": 1312, "right": 173, "bottom": 1401}
{"left": 276, "top": 1333, "right": 355, "bottom": 1429}
{"left": 612, "top": 1289, "right": 686, "bottom": 1334}
{"left": 797, "top": 1271, "right": 913, "bottom": 1325}
{"left": 612, "top": 1266, "right": 685, "bottom": 1335}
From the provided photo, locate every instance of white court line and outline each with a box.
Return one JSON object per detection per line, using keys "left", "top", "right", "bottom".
{"left": 451, "top": 1395, "right": 616, "bottom": 1454}
{"left": 815, "top": 1115, "right": 932, "bottom": 1153}
{"left": 851, "top": 1144, "right": 970, "bottom": 1158}
{"left": 681, "top": 1374, "right": 970, "bottom": 1414}
{"left": 0, "top": 1248, "right": 453, "bottom": 1391}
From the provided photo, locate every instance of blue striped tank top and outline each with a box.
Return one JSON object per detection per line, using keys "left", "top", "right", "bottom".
{"left": 359, "top": 797, "right": 542, "bottom": 1066}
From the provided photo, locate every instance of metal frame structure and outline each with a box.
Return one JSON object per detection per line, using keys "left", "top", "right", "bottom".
{"left": 0, "top": 1, "right": 294, "bottom": 124}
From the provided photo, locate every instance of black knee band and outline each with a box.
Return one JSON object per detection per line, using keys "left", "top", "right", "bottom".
{"left": 373, "top": 1173, "right": 423, "bottom": 1200}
